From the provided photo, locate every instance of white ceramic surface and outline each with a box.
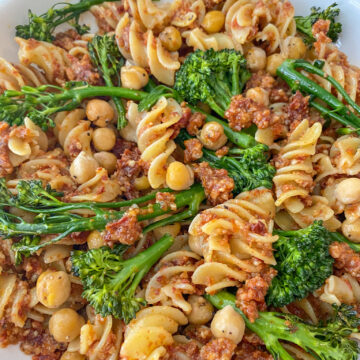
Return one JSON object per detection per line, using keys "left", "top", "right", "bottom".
{"left": 0, "top": 0, "right": 359, "bottom": 359}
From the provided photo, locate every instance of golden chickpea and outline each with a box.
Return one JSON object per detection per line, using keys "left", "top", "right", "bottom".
{"left": 335, "top": 178, "right": 360, "bottom": 205}
{"left": 134, "top": 176, "right": 151, "bottom": 191}
{"left": 285, "top": 36, "right": 307, "bottom": 59}
{"left": 187, "top": 295, "right": 214, "bottom": 325}
{"left": 36, "top": 270, "right": 71, "bottom": 308}
{"left": 201, "top": 11, "right": 225, "bottom": 34}
{"left": 86, "top": 99, "right": 114, "bottom": 127}
{"left": 246, "top": 47, "right": 267, "bottom": 71}
{"left": 70, "top": 151, "right": 99, "bottom": 184}
{"left": 61, "top": 351, "right": 85, "bottom": 360}
{"left": 211, "top": 305, "right": 245, "bottom": 344}
{"left": 121, "top": 66, "right": 149, "bottom": 90}
{"left": 266, "top": 54, "right": 286, "bottom": 76}
{"left": 49, "top": 308, "right": 85, "bottom": 343}
{"left": 166, "top": 162, "right": 194, "bottom": 191}
{"left": 342, "top": 219, "right": 360, "bottom": 243}
{"left": 92, "top": 128, "right": 116, "bottom": 152}
{"left": 87, "top": 230, "right": 105, "bottom": 249}
{"left": 199, "top": 121, "right": 227, "bottom": 150}
{"left": 159, "top": 26, "right": 182, "bottom": 52}
{"left": 93, "top": 151, "right": 117, "bottom": 174}
{"left": 246, "top": 87, "right": 269, "bottom": 106}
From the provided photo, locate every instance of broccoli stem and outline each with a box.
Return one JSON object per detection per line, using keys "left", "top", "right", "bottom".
{"left": 329, "top": 232, "right": 360, "bottom": 252}
{"left": 277, "top": 59, "right": 360, "bottom": 134}
{"left": 2, "top": 184, "right": 205, "bottom": 253}
{"left": 111, "top": 233, "right": 173, "bottom": 296}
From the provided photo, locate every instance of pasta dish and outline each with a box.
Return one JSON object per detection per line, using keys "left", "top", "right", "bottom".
{"left": 1, "top": 0, "right": 360, "bottom": 359}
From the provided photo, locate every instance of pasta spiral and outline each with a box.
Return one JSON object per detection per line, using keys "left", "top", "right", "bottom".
{"left": 145, "top": 250, "right": 201, "bottom": 314}
{"left": 319, "top": 274, "right": 360, "bottom": 306}
{"left": 120, "top": 306, "right": 188, "bottom": 360}
{"left": 123, "top": 97, "right": 193, "bottom": 189}
{"left": 0, "top": 273, "right": 33, "bottom": 328}
{"left": 7, "top": 117, "right": 48, "bottom": 168}
{"left": 0, "top": 57, "right": 46, "bottom": 91}
{"left": 16, "top": 37, "right": 69, "bottom": 85}
{"left": 273, "top": 119, "right": 322, "bottom": 213}
{"left": 80, "top": 306, "right": 123, "bottom": 360}
{"left": 222, "top": 0, "right": 296, "bottom": 53}
{"left": 189, "top": 188, "right": 277, "bottom": 292}
{"left": 115, "top": 14, "right": 180, "bottom": 85}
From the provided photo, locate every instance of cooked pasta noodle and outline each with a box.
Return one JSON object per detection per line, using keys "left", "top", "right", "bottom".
{"left": 273, "top": 119, "right": 322, "bottom": 213}
{"left": 145, "top": 250, "right": 201, "bottom": 314}
{"left": 120, "top": 306, "right": 188, "bottom": 360}
{"left": 115, "top": 14, "right": 180, "bottom": 85}
{"left": 123, "top": 97, "right": 193, "bottom": 189}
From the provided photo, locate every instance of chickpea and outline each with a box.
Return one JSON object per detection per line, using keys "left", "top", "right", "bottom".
{"left": 266, "top": 54, "right": 286, "bottom": 76}
{"left": 246, "top": 47, "right": 267, "bottom": 71}
{"left": 70, "top": 151, "right": 99, "bottom": 184}
{"left": 134, "top": 176, "right": 151, "bottom": 191}
{"left": 49, "top": 308, "right": 85, "bottom": 343}
{"left": 166, "top": 162, "right": 194, "bottom": 191}
{"left": 121, "top": 65, "right": 149, "bottom": 90}
{"left": 92, "top": 128, "right": 116, "bottom": 152}
{"left": 246, "top": 87, "right": 269, "bottom": 106}
{"left": 199, "top": 122, "right": 227, "bottom": 150}
{"left": 36, "top": 270, "right": 71, "bottom": 308}
{"left": 335, "top": 178, "right": 360, "bottom": 205}
{"left": 159, "top": 26, "right": 182, "bottom": 52}
{"left": 86, "top": 99, "right": 114, "bottom": 127}
{"left": 187, "top": 295, "right": 214, "bottom": 325}
{"left": 93, "top": 151, "right": 117, "bottom": 174}
{"left": 61, "top": 351, "right": 85, "bottom": 360}
{"left": 211, "top": 305, "right": 245, "bottom": 344}
{"left": 285, "top": 36, "right": 307, "bottom": 59}
{"left": 201, "top": 11, "right": 225, "bottom": 34}
{"left": 87, "top": 230, "right": 105, "bottom": 249}
{"left": 342, "top": 219, "right": 360, "bottom": 243}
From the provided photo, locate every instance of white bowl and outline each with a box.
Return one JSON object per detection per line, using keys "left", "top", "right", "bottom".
{"left": 0, "top": 0, "right": 359, "bottom": 359}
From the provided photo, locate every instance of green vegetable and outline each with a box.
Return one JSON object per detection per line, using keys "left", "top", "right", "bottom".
{"left": 88, "top": 34, "right": 127, "bottom": 128}
{"left": 72, "top": 233, "right": 173, "bottom": 323}
{"left": 267, "top": 221, "right": 333, "bottom": 307}
{"left": 138, "top": 78, "right": 257, "bottom": 149}
{"left": 329, "top": 231, "right": 360, "bottom": 253}
{"left": 176, "top": 130, "right": 274, "bottom": 194}
{"left": 0, "top": 82, "right": 146, "bottom": 130}
{"left": 277, "top": 59, "right": 360, "bottom": 135}
{"left": 295, "top": 3, "right": 342, "bottom": 45}
{"left": 0, "top": 178, "right": 205, "bottom": 259}
{"left": 174, "top": 48, "right": 251, "bottom": 117}
{"left": 15, "top": 0, "right": 115, "bottom": 42}
{"left": 208, "top": 291, "right": 360, "bottom": 360}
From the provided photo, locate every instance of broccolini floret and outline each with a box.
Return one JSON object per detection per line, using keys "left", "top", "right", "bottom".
{"left": 208, "top": 291, "right": 360, "bottom": 360}
{"left": 295, "top": 3, "right": 342, "bottom": 45}
{"left": 88, "top": 35, "right": 128, "bottom": 128}
{"left": 15, "top": 0, "right": 114, "bottom": 42}
{"left": 176, "top": 130, "right": 275, "bottom": 194}
{"left": 72, "top": 234, "right": 173, "bottom": 323}
{"left": 0, "top": 178, "right": 205, "bottom": 260}
{"left": 174, "top": 49, "right": 251, "bottom": 117}
{"left": 277, "top": 59, "right": 360, "bottom": 135}
{"left": 266, "top": 221, "right": 334, "bottom": 307}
